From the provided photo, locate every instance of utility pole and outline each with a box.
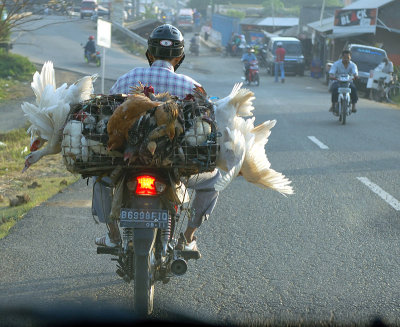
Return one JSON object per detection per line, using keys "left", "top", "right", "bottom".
{"left": 319, "top": 0, "right": 326, "bottom": 27}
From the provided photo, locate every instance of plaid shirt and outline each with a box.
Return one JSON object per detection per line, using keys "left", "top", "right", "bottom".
{"left": 109, "top": 60, "right": 201, "bottom": 99}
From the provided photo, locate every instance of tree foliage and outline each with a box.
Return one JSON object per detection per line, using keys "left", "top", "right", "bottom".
{"left": 262, "top": 0, "right": 342, "bottom": 16}
{"left": 0, "top": 0, "right": 68, "bottom": 43}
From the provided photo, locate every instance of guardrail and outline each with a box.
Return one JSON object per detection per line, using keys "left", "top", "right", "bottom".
{"left": 111, "top": 22, "right": 147, "bottom": 46}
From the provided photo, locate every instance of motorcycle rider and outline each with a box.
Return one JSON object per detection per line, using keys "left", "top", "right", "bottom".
{"left": 329, "top": 49, "right": 359, "bottom": 113}
{"left": 241, "top": 46, "right": 257, "bottom": 82}
{"left": 84, "top": 35, "right": 96, "bottom": 60}
{"left": 190, "top": 32, "right": 200, "bottom": 55}
{"left": 93, "top": 24, "right": 221, "bottom": 253}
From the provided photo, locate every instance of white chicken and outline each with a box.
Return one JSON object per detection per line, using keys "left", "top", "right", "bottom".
{"left": 21, "top": 61, "right": 98, "bottom": 172}
{"left": 62, "top": 120, "right": 121, "bottom": 167}
{"left": 184, "top": 117, "right": 212, "bottom": 146}
{"left": 213, "top": 83, "right": 293, "bottom": 195}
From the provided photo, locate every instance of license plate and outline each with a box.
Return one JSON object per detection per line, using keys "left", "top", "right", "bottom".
{"left": 119, "top": 208, "right": 169, "bottom": 229}
{"left": 338, "top": 87, "right": 351, "bottom": 93}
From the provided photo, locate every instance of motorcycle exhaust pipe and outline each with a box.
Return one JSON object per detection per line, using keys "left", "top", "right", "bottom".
{"left": 171, "top": 258, "right": 188, "bottom": 276}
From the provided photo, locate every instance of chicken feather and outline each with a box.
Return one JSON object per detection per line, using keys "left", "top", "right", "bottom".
{"left": 107, "top": 94, "right": 162, "bottom": 151}
{"left": 214, "top": 83, "right": 293, "bottom": 194}
{"left": 21, "top": 61, "right": 97, "bottom": 171}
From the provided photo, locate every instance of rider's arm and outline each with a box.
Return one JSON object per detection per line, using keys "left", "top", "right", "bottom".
{"left": 329, "top": 63, "right": 337, "bottom": 79}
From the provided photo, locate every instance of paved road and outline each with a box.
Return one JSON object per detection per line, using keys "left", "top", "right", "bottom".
{"left": 1, "top": 14, "right": 400, "bottom": 326}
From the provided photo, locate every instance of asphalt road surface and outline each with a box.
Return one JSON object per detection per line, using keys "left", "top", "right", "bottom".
{"left": 1, "top": 15, "right": 399, "bottom": 326}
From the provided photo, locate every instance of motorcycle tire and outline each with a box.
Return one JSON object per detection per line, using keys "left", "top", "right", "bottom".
{"left": 341, "top": 98, "right": 346, "bottom": 125}
{"left": 134, "top": 251, "right": 155, "bottom": 316}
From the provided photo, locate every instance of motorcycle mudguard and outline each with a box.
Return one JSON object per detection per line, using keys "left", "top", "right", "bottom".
{"left": 133, "top": 228, "right": 156, "bottom": 256}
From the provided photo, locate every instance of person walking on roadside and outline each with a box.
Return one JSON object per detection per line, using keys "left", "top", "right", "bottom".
{"left": 275, "top": 42, "right": 286, "bottom": 83}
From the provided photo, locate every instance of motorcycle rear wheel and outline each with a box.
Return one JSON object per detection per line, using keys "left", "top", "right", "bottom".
{"left": 340, "top": 99, "right": 346, "bottom": 125}
{"left": 134, "top": 251, "right": 155, "bottom": 316}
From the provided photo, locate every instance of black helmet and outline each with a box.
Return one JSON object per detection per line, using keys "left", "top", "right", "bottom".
{"left": 146, "top": 24, "right": 185, "bottom": 70}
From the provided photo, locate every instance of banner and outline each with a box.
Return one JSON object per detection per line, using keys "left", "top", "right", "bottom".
{"left": 97, "top": 19, "right": 111, "bottom": 48}
{"left": 333, "top": 8, "right": 378, "bottom": 34}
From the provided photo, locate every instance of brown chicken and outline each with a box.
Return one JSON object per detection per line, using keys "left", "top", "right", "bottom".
{"left": 107, "top": 94, "right": 161, "bottom": 151}
{"left": 150, "top": 100, "right": 182, "bottom": 141}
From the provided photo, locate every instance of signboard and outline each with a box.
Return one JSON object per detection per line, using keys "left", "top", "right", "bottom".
{"left": 97, "top": 19, "right": 111, "bottom": 48}
{"left": 333, "top": 8, "right": 378, "bottom": 34}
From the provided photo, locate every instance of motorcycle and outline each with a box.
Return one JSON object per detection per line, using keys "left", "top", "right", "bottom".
{"left": 97, "top": 169, "right": 202, "bottom": 316}
{"left": 243, "top": 60, "right": 260, "bottom": 86}
{"left": 189, "top": 41, "right": 199, "bottom": 56}
{"left": 332, "top": 74, "right": 354, "bottom": 125}
{"left": 65, "top": 95, "right": 218, "bottom": 317}
{"left": 84, "top": 50, "right": 101, "bottom": 67}
{"left": 256, "top": 44, "right": 268, "bottom": 71}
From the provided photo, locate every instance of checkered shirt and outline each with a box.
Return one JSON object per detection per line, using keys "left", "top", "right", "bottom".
{"left": 109, "top": 60, "right": 201, "bottom": 99}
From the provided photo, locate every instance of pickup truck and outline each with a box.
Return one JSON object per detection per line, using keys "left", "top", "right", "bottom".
{"left": 324, "top": 44, "right": 387, "bottom": 93}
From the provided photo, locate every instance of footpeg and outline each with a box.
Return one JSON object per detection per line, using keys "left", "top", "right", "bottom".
{"left": 178, "top": 250, "right": 201, "bottom": 260}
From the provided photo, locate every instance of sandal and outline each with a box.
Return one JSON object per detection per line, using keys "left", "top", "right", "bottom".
{"left": 176, "top": 235, "right": 199, "bottom": 252}
{"left": 95, "top": 234, "right": 119, "bottom": 248}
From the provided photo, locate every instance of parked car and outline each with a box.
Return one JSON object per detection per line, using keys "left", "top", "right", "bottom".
{"left": 345, "top": 44, "right": 387, "bottom": 92}
{"left": 266, "top": 36, "right": 305, "bottom": 76}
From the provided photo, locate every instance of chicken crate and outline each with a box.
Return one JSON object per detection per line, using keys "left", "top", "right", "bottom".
{"left": 61, "top": 94, "right": 220, "bottom": 177}
{"left": 61, "top": 94, "right": 127, "bottom": 176}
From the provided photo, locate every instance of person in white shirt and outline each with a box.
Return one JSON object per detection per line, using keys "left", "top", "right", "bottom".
{"left": 329, "top": 49, "right": 359, "bottom": 113}
{"left": 376, "top": 57, "right": 394, "bottom": 75}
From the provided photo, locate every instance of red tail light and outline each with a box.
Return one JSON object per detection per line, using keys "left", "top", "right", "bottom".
{"left": 128, "top": 175, "right": 166, "bottom": 196}
{"left": 136, "top": 175, "right": 157, "bottom": 195}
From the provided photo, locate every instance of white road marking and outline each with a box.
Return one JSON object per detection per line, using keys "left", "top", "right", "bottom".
{"left": 307, "top": 136, "right": 329, "bottom": 149}
{"left": 357, "top": 177, "right": 400, "bottom": 211}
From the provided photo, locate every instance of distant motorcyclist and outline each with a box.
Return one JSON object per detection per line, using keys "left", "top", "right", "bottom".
{"left": 241, "top": 46, "right": 256, "bottom": 82}
{"left": 84, "top": 35, "right": 96, "bottom": 60}
{"left": 329, "top": 49, "right": 359, "bottom": 113}
{"left": 190, "top": 33, "right": 200, "bottom": 55}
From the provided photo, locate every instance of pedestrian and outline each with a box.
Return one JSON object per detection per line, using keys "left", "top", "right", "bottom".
{"left": 275, "top": 42, "right": 285, "bottom": 83}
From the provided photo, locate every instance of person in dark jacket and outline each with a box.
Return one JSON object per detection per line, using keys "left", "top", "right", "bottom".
{"left": 84, "top": 35, "right": 96, "bottom": 60}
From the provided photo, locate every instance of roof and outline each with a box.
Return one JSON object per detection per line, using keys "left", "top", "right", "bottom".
{"left": 256, "top": 17, "right": 299, "bottom": 27}
{"left": 307, "top": 17, "right": 334, "bottom": 33}
{"left": 343, "top": 0, "right": 394, "bottom": 9}
{"left": 279, "top": 25, "right": 300, "bottom": 37}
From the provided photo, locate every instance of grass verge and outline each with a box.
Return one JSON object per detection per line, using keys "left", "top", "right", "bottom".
{"left": 0, "top": 127, "right": 80, "bottom": 239}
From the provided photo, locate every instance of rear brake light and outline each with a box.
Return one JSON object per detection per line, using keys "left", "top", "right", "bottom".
{"left": 131, "top": 175, "right": 166, "bottom": 196}
{"left": 136, "top": 175, "right": 156, "bottom": 195}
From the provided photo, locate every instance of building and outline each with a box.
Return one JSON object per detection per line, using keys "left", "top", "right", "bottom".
{"left": 308, "top": 0, "right": 400, "bottom": 66}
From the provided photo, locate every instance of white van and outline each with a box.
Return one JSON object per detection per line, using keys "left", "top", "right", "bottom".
{"left": 80, "top": 0, "right": 98, "bottom": 19}
{"left": 266, "top": 36, "right": 305, "bottom": 76}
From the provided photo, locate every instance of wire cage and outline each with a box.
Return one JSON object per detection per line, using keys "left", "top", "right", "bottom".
{"left": 61, "top": 94, "right": 219, "bottom": 177}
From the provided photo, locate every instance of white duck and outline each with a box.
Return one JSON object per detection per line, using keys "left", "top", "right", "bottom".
{"left": 213, "top": 83, "right": 293, "bottom": 195}
{"left": 21, "top": 61, "right": 97, "bottom": 172}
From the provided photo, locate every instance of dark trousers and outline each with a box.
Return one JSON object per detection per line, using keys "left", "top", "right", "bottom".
{"left": 331, "top": 81, "right": 358, "bottom": 104}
